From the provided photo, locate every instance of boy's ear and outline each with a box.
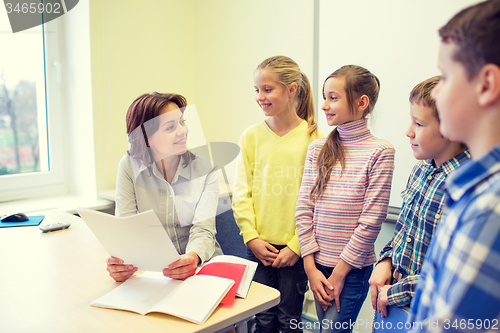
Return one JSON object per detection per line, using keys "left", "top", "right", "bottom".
{"left": 477, "top": 64, "right": 500, "bottom": 107}
{"left": 357, "top": 95, "right": 370, "bottom": 113}
{"left": 288, "top": 82, "right": 298, "bottom": 97}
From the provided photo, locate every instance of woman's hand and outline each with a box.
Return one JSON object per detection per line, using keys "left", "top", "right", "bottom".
{"left": 247, "top": 238, "right": 279, "bottom": 266}
{"left": 272, "top": 246, "right": 299, "bottom": 268}
{"left": 368, "top": 257, "right": 392, "bottom": 310}
{"left": 163, "top": 252, "right": 200, "bottom": 280}
{"left": 106, "top": 256, "right": 137, "bottom": 282}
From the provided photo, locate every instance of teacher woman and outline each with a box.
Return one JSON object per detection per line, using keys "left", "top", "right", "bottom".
{"left": 106, "top": 92, "right": 222, "bottom": 281}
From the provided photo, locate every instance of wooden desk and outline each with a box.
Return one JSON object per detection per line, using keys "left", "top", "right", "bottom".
{"left": 0, "top": 211, "right": 279, "bottom": 333}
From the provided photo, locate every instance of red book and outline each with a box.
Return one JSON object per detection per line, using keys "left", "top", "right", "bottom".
{"left": 196, "top": 262, "right": 247, "bottom": 306}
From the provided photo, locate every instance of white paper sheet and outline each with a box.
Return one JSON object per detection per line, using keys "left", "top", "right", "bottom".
{"left": 77, "top": 207, "right": 180, "bottom": 271}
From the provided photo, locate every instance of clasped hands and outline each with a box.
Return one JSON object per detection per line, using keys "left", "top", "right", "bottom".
{"left": 305, "top": 259, "right": 348, "bottom": 313}
{"left": 246, "top": 238, "right": 299, "bottom": 268}
{"left": 106, "top": 252, "right": 200, "bottom": 282}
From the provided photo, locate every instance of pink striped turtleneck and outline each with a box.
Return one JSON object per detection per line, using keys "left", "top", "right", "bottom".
{"left": 296, "top": 118, "right": 395, "bottom": 268}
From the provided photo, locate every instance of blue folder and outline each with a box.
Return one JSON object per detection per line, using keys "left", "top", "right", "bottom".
{"left": 0, "top": 215, "right": 45, "bottom": 228}
{"left": 373, "top": 305, "right": 410, "bottom": 333}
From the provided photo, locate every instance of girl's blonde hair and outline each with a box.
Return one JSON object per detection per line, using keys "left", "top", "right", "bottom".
{"left": 310, "top": 65, "right": 380, "bottom": 202}
{"left": 256, "top": 55, "right": 318, "bottom": 136}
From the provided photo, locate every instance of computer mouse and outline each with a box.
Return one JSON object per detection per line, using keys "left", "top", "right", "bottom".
{"left": 1, "top": 212, "right": 29, "bottom": 222}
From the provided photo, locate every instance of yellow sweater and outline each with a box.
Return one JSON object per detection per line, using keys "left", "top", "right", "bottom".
{"left": 232, "top": 120, "right": 323, "bottom": 255}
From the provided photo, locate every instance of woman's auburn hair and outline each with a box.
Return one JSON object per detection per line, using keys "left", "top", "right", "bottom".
{"left": 310, "top": 65, "right": 380, "bottom": 202}
{"left": 126, "top": 92, "right": 195, "bottom": 168}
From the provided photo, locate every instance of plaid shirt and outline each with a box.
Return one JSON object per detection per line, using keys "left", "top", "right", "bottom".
{"left": 408, "top": 143, "right": 500, "bottom": 332}
{"left": 379, "top": 151, "right": 470, "bottom": 307}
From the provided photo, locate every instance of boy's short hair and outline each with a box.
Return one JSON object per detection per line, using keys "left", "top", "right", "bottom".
{"left": 409, "top": 76, "right": 440, "bottom": 121}
{"left": 439, "top": 0, "right": 500, "bottom": 80}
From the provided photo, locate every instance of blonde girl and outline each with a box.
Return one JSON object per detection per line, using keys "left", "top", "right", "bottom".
{"left": 296, "top": 65, "right": 395, "bottom": 333}
{"left": 232, "top": 55, "right": 323, "bottom": 333}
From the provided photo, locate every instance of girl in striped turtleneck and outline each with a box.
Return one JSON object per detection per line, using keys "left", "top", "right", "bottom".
{"left": 296, "top": 65, "right": 395, "bottom": 333}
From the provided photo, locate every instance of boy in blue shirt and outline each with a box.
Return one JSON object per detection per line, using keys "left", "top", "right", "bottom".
{"left": 409, "top": 0, "right": 500, "bottom": 331}
{"left": 369, "top": 76, "right": 469, "bottom": 318}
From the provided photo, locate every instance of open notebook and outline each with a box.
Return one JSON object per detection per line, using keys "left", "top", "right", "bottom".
{"left": 91, "top": 272, "right": 234, "bottom": 325}
{"left": 91, "top": 257, "right": 254, "bottom": 324}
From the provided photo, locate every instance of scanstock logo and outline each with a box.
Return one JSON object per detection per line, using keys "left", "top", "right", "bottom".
{"left": 4, "top": 0, "right": 79, "bottom": 33}
{"left": 190, "top": 142, "right": 240, "bottom": 186}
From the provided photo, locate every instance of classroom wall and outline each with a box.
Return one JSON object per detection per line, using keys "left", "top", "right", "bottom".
{"left": 89, "top": 0, "right": 315, "bottom": 194}
{"left": 191, "top": 0, "right": 315, "bottom": 146}
{"left": 89, "top": 0, "right": 482, "bottom": 199}
{"left": 89, "top": 0, "right": 197, "bottom": 193}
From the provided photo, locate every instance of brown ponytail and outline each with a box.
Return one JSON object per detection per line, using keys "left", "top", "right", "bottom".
{"left": 310, "top": 65, "right": 380, "bottom": 201}
{"left": 256, "top": 55, "right": 318, "bottom": 136}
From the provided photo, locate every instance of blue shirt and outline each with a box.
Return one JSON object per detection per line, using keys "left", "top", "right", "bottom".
{"left": 408, "top": 143, "right": 500, "bottom": 332}
{"left": 379, "top": 151, "right": 470, "bottom": 307}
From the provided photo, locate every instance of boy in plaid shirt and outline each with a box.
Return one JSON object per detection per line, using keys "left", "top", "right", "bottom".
{"left": 409, "top": 1, "right": 500, "bottom": 331}
{"left": 369, "top": 76, "right": 469, "bottom": 317}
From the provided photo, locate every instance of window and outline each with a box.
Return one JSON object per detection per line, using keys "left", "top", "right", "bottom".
{"left": 0, "top": 24, "right": 47, "bottom": 176}
{"left": 0, "top": 13, "right": 65, "bottom": 202}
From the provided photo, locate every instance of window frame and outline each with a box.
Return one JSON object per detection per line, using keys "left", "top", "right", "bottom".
{"left": 0, "top": 19, "right": 67, "bottom": 202}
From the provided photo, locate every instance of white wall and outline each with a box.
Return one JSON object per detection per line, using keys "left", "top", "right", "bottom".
{"left": 318, "top": 0, "right": 480, "bottom": 208}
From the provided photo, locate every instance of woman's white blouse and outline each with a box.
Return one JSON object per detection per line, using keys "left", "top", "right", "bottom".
{"left": 115, "top": 154, "right": 222, "bottom": 264}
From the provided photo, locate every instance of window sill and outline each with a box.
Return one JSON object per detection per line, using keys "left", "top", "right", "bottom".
{"left": 0, "top": 194, "right": 114, "bottom": 216}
